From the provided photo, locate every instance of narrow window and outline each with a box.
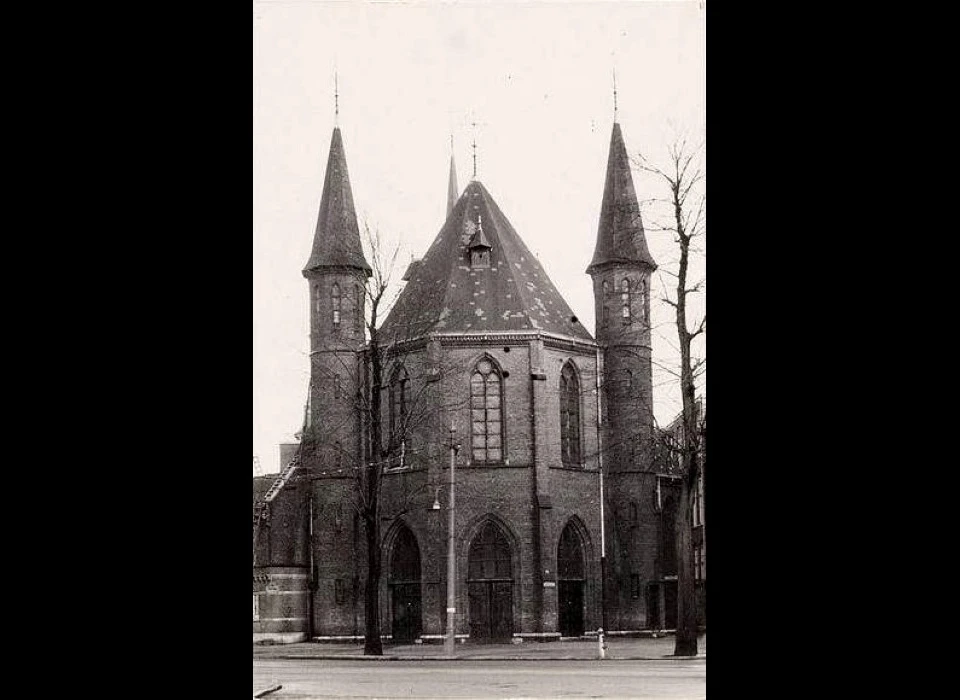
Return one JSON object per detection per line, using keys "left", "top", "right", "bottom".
{"left": 559, "top": 362, "right": 581, "bottom": 466}
{"left": 631, "top": 574, "right": 641, "bottom": 599}
{"left": 470, "top": 358, "right": 503, "bottom": 463}
{"left": 621, "top": 279, "right": 631, "bottom": 324}
{"left": 639, "top": 280, "right": 647, "bottom": 324}
{"left": 335, "top": 579, "right": 345, "bottom": 605}
{"left": 253, "top": 594, "right": 260, "bottom": 621}
{"left": 389, "top": 365, "right": 409, "bottom": 449}
{"left": 601, "top": 281, "right": 610, "bottom": 326}
{"left": 333, "top": 374, "right": 342, "bottom": 399}
{"left": 314, "top": 285, "right": 321, "bottom": 321}
{"left": 331, "top": 283, "right": 341, "bottom": 325}
{"left": 355, "top": 285, "right": 362, "bottom": 327}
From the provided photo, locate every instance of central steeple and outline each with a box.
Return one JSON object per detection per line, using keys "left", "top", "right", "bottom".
{"left": 447, "top": 139, "right": 459, "bottom": 218}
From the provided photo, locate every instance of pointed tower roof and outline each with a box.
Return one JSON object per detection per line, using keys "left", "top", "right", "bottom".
{"left": 447, "top": 150, "right": 459, "bottom": 218}
{"left": 303, "top": 127, "right": 371, "bottom": 276}
{"left": 586, "top": 123, "right": 656, "bottom": 274}
{"left": 380, "top": 181, "right": 593, "bottom": 342}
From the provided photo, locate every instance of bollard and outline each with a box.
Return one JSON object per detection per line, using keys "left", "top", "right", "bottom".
{"left": 597, "top": 628, "right": 606, "bottom": 660}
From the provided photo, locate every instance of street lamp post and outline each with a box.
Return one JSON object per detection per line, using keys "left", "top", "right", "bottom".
{"left": 444, "top": 424, "right": 458, "bottom": 656}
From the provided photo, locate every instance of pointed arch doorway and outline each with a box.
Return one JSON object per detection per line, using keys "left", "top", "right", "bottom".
{"left": 467, "top": 522, "right": 514, "bottom": 642}
{"left": 389, "top": 526, "right": 422, "bottom": 643}
{"left": 557, "top": 523, "right": 585, "bottom": 637}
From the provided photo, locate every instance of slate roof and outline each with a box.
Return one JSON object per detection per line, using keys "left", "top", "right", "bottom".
{"left": 379, "top": 180, "right": 594, "bottom": 342}
{"left": 303, "top": 128, "right": 372, "bottom": 275}
{"left": 587, "top": 123, "right": 657, "bottom": 274}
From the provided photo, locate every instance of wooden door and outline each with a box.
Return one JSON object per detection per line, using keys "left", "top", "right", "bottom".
{"left": 558, "top": 581, "right": 584, "bottom": 637}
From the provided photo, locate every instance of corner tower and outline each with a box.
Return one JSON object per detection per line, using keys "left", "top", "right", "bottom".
{"left": 588, "top": 120, "right": 658, "bottom": 631}
{"left": 587, "top": 121, "right": 657, "bottom": 466}
{"left": 302, "top": 126, "right": 371, "bottom": 472}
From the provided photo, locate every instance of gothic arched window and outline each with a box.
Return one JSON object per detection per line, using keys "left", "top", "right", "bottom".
{"left": 621, "top": 279, "right": 631, "bottom": 324}
{"left": 389, "top": 365, "right": 409, "bottom": 444}
{"left": 331, "top": 283, "right": 341, "bottom": 326}
{"left": 468, "top": 522, "right": 512, "bottom": 580}
{"left": 314, "top": 285, "right": 321, "bottom": 321}
{"left": 470, "top": 358, "right": 503, "bottom": 463}
{"left": 390, "top": 526, "right": 421, "bottom": 583}
{"left": 557, "top": 524, "right": 584, "bottom": 580}
{"left": 560, "top": 362, "right": 581, "bottom": 466}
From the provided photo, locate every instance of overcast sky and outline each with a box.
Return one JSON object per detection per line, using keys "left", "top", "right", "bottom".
{"left": 254, "top": 0, "right": 706, "bottom": 476}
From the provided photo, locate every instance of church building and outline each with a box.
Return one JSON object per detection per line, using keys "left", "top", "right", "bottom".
{"left": 253, "top": 115, "right": 687, "bottom": 644}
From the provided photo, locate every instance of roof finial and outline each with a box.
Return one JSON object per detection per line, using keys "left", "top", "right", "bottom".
{"left": 334, "top": 70, "right": 339, "bottom": 125}
{"left": 471, "top": 120, "right": 478, "bottom": 179}
{"left": 613, "top": 67, "right": 618, "bottom": 123}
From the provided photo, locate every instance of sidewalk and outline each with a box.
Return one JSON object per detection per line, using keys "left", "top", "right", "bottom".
{"left": 253, "top": 634, "right": 705, "bottom": 661}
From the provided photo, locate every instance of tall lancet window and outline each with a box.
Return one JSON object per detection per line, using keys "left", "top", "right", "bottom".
{"left": 470, "top": 358, "right": 503, "bottom": 463}
{"left": 560, "top": 362, "right": 581, "bottom": 466}
{"left": 389, "top": 365, "right": 409, "bottom": 446}
{"left": 331, "top": 283, "right": 341, "bottom": 326}
{"left": 621, "top": 279, "right": 631, "bottom": 324}
{"left": 314, "top": 285, "right": 321, "bottom": 322}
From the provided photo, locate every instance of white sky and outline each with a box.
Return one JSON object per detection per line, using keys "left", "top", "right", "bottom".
{"left": 254, "top": 0, "right": 706, "bottom": 476}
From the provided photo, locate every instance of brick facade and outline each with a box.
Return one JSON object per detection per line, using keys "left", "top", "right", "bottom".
{"left": 252, "top": 121, "right": 690, "bottom": 643}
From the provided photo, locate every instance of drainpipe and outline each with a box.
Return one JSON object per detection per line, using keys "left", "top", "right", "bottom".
{"left": 308, "top": 491, "right": 315, "bottom": 640}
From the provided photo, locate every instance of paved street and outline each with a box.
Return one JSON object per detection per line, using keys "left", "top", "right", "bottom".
{"left": 253, "top": 658, "right": 706, "bottom": 699}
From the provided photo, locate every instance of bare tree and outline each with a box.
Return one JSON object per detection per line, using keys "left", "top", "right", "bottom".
{"left": 301, "top": 222, "right": 464, "bottom": 655}
{"left": 635, "top": 136, "right": 705, "bottom": 657}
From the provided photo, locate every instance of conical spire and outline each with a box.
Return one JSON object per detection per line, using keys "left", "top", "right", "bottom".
{"left": 447, "top": 143, "right": 459, "bottom": 218}
{"left": 586, "top": 123, "right": 656, "bottom": 274}
{"left": 303, "top": 128, "right": 371, "bottom": 276}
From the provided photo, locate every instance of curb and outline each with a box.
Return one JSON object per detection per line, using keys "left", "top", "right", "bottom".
{"left": 262, "top": 654, "right": 706, "bottom": 662}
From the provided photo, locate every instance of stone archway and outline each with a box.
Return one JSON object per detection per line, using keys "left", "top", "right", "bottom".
{"left": 466, "top": 521, "right": 514, "bottom": 642}
{"left": 388, "top": 525, "right": 422, "bottom": 643}
{"left": 557, "top": 522, "right": 586, "bottom": 637}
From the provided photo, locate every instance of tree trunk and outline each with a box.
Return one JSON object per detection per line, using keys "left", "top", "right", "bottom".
{"left": 363, "top": 324, "right": 384, "bottom": 655}
{"left": 672, "top": 176, "right": 700, "bottom": 657}
{"left": 673, "top": 478, "right": 698, "bottom": 656}
{"left": 363, "top": 508, "right": 383, "bottom": 655}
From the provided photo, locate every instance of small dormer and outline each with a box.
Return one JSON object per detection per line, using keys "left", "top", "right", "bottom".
{"left": 468, "top": 214, "right": 492, "bottom": 268}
